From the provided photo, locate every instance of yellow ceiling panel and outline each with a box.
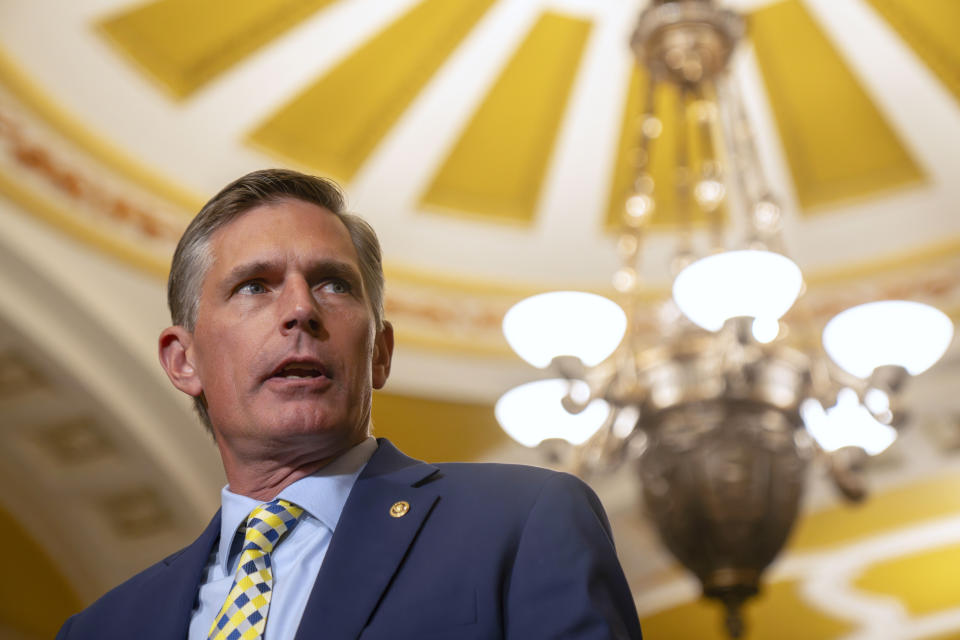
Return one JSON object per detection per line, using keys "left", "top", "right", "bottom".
{"left": 788, "top": 472, "right": 960, "bottom": 551}
{"left": 865, "top": 0, "right": 960, "bottom": 105}
{"left": 749, "top": 0, "right": 925, "bottom": 212}
{"left": 372, "top": 391, "right": 509, "bottom": 463}
{"left": 605, "top": 66, "right": 721, "bottom": 230}
{"left": 99, "top": 0, "right": 337, "bottom": 99}
{"left": 918, "top": 629, "right": 960, "bottom": 640}
{"left": 0, "top": 502, "right": 82, "bottom": 637}
{"left": 249, "top": 0, "right": 497, "bottom": 183}
{"left": 639, "top": 579, "right": 854, "bottom": 639}
{"left": 854, "top": 542, "right": 960, "bottom": 617}
{"left": 420, "top": 12, "right": 592, "bottom": 224}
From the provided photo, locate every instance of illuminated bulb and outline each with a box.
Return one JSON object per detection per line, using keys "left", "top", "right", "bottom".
{"left": 754, "top": 200, "right": 781, "bottom": 232}
{"left": 569, "top": 379, "right": 591, "bottom": 404}
{"left": 503, "top": 292, "right": 627, "bottom": 368}
{"left": 801, "top": 389, "right": 897, "bottom": 455}
{"left": 495, "top": 379, "right": 611, "bottom": 447}
{"left": 642, "top": 116, "right": 663, "bottom": 138}
{"left": 618, "top": 234, "right": 639, "bottom": 258}
{"left": 625, "top": 194, "right": 654, "bottom": 223}
{"left": 672, "top": 250, "right": 803, "bottom": 331}
{"left": 694, "top": 179, "right": 725, "bottom": 210}
{"left": 613, "top": 406, "right": 640, "bottom": 438}
{"left": 863, "top": 388, "right": 890, "bottom": 415}
{"left": 613, "top": 267, "right": 638, "bottom": 293}
{"left": 751, "top": 317, "right": 780, "bottom": 343}
{"left": 823, "top": 301, "right": 954, "bottom": 378}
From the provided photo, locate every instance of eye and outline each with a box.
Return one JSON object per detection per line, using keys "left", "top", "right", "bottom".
{"left": 236, "top": 281, "right": 267, "bottom": 295}
{"left": 320, "top": 279, "right": 351, "bottom": 295}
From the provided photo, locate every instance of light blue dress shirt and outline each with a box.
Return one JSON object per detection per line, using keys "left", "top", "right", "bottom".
{"left": 188, "top": 437, "right": 377, "bottom": 640}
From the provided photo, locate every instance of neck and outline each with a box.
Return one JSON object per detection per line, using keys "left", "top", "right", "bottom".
{"left": 217, "top": 433, "right": 367, "bottom": 501}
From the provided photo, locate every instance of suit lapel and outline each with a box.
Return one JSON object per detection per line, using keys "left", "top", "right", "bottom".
{"left": 144, "top": 511, "right": 221, "bottom": 640}
{"left": 295, "top": 440, "right": 440, "bottom": 640}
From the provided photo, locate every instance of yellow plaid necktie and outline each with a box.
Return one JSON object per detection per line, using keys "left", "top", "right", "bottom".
{"left": 208, "top": 499, "right": 305, "bottom": 640}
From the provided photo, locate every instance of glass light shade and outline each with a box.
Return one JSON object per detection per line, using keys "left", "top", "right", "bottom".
{"left": 502, "top": 292, "right": 627, "bottom": 368}
{"left": 751, "top": 317, "right": 780, "bottom": 344}
{"left": 495, "top": 379, "right": 611, "bottom": 447}
{"left": 822, "top": 301, "right": 954, "bottom": 378}
{"left": 672, "top": 250, "right": 803, "bottom": 331}
{"left": 801, "top": 388, "right": 897, "bottom": 456}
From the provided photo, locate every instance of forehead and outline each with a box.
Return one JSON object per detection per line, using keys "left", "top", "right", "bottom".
{"left": 207, "top": 198, "right": 358, "bottom": 273}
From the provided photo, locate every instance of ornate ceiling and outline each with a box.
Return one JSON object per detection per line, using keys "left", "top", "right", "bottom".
{"left": 0, "top": 0, "right": 959, "bottom": 637}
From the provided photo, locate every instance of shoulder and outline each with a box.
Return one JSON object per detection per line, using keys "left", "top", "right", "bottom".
{"left": 422, "top": 465, "right": 639, "bottom": 638}
{"left": 56, "top": 514, "right": 219, "bottom": 639}
{"left": 429, "top": 461, "right": 608, "bottom": 524}
{"left": 371, "top": 439, "right": 594, "bottom": 507}
{"left": 56, "top": 555, "right": 179, "bottom": 638}
{"left": 432, "top": 460, "right": 582, "bottom": 491}
{"left": 432, "top": 460, "right": 559, "bottom": 483}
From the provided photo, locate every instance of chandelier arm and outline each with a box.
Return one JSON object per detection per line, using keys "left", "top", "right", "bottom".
{"left": 552, "top": 356, "right": 593, "bottom": 415}
{"left": 807, "top": 348, "right": 844, "bottom": 407}
{"left": 724, "top": 73, "right": 766, "bottom": 209}
{"left": 572, "top": 406, "right": 628, "bottom": 476}
{"left": 636, "top": 70, "right": 658, "bottom": 181}
{"left": 864, "top": 364, "right": 909, "bottom": 428}
{"left": 550, "top": 354, "right": 587, "bottom": 381}
{"left": 717, "top": 69, "right": 789, "bottom": 252}
{"left": 713, "top": 71, "right": 755, "bottom": 243}
{"left": 826, "top": 445, "right": 870, "bottom": 502}
{"left": 674, "top": 83, "right": 694, "bottom": 267}
{"left": 693, "top": 80, "right": 727, "bottom": 252}
{"left": 618, "top": 72, "right": 658, "bottom": 296}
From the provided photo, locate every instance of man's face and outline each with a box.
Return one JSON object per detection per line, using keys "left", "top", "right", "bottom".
{"left": 182, "top": 198, "right": 391, "bottom": 453}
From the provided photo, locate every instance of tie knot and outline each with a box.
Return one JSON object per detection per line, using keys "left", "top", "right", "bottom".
{"left": 243, "top": 498, "right": 304, "bottom": 554}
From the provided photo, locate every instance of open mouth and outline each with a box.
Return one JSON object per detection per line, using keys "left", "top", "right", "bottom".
{"left": 270, "top": 361, "right": 328, "bottom": 380}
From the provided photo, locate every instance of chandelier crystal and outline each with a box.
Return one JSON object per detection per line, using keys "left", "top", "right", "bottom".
{"left": 495, "top": 1, "right": 955, "bottom": 637}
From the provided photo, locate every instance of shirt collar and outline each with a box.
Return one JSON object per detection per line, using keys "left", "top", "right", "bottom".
{"left": 216, "top": 437, "right": 377, "bottom": 572}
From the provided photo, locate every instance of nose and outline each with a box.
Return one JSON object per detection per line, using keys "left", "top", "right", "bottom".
{"left": 280, "top": 277, "right": 323, "bottom": 336}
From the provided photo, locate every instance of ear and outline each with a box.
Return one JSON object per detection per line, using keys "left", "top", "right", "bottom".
{"left": 158, "top": 326, "right": 203, "bottom": 397}
{"left": 371, "top": 321, "right": 394, "bottom": 389}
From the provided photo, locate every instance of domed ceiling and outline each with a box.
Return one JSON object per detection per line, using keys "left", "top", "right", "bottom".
{"left": 1, "top": 0, "right": 959, "bottom": 638}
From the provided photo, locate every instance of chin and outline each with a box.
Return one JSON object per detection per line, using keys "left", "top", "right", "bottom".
{"left": 264, "top": 408, "right": 365, "bottom": 443}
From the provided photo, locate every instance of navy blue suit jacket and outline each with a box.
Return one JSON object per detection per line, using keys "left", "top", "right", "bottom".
{"left": 57, "top": 439, "right": 642, "bottom": 639}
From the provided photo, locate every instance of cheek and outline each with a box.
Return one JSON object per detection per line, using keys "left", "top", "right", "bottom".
{"left": 353, "top": 330, "right": 377, "bottom": 376}
{"left": 193, "top": 328, "right": 252, "bottom": 392}
{"left": 194, "top": 350, "right": 231, "bottom": 400}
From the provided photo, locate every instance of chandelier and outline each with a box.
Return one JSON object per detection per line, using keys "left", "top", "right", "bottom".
{"left": 494, "top": 1, "right": 954, "bottom": 637}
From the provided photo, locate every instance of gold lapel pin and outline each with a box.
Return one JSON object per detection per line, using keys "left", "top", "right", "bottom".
{"left": 389, "top": 501, "right": 410, "bottom": 518}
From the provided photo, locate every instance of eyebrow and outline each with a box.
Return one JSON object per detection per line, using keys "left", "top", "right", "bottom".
{"left": 219, "top": 258, "right": 363, "bottom": 293}
{"left": 219, "top": 259, "right": 279, "bottom": 294}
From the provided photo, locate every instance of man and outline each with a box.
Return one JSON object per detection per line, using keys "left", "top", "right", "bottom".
{"left": 57, "top": 169, "right": 643, "bottom": 639}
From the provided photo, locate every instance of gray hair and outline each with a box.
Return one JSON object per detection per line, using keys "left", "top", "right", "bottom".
{"left": 167, "top": 168, "right": 385, "bottom": 430}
